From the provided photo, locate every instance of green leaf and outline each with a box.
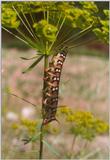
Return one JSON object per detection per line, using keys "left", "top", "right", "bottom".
{"left": 2, "top": 5, "right": 20, "bottom": 29}
{"left": 43, "top": 140, "right": 61, "bottom": 157}
{"left": 2, "top": 2, "right": 109, "bottom": 51}
{"left": 36, "top": 122, "right": 42, "bottom": 130}
{"left": 20, "top": 54, "right": 42, "bottom": 60}
{"left": 22, "top": 55, "right": 44, "bottom": 73}
{"left": 31, "top": 132, "right": 41, "bottom": 142}
{"left": 33, "top": 20, "right": 58, "bottom": 42}
{"left": 22, "top": 132, "right": 41, "bottom": 144}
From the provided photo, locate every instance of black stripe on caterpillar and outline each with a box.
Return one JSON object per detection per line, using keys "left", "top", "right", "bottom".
{"left": 43, "top": 48, "right": 67, "bottom": 125}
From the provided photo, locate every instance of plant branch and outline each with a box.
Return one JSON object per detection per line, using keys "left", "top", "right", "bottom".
{"left": 39, "top": 54, "right": 49, "bottom": 159}
{"left": 56, "top": 24, "right": 93, "bottom": 50}
{"left": 8, "top": 92, "right": 36, "bottom": 107}
{"left": 12, "top": 5, "right": 35, "bottom": 40}
{"left": 2, "top": 27, "right": 34, "bottom": 49}
{"left": 39, "top": 123, "right": 43, "bottom": 159}
{"left": 70, "top": 135, "right": 77, "bottom": 159}
{"left": 48, "top": 16, "right": 66, "bottom": 53}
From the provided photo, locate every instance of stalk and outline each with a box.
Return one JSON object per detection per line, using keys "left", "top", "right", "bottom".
{"left": 39, "top": 123, "right": 43, "bottom": 159}
{"left": 39, "top": 54, "right": 49, "bottom": 159}
{"left": 70, "top": 135, "right": 77, "bottom": 159}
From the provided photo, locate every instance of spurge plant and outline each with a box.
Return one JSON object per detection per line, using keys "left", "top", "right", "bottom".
{"left": 2, "top": 1, "right": 109, "bottom": 159}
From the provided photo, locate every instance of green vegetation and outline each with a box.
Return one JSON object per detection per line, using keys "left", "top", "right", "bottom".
{"left": 2, "top": 2, "right": 109, "bottom": 55}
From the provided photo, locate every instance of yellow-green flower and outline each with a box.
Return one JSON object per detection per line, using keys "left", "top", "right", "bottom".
{"left": 67, "top": 111, "right": 108, "bottom": 141}
{"left": 11, "top": 123, "right": 19, "bottom": 130}
{"left": 58, "top": 106, "right": 72, "bottom": 115}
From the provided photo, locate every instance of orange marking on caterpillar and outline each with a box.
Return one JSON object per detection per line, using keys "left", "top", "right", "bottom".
{"left": 42, "top": 117, "right": 60, "bottom": 125}
{"left": 47, "top": 82, "right": 57, "bottom": 87}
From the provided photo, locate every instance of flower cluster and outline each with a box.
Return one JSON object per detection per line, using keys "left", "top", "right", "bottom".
{"left": 33, "top": 20, "right": 58, "bottom": 42}
{"left": 11, "top": 117, "right": 60, "bottom": 136}
{"left": 21, "top": 118, "right": 38, "bottom": 135}
{"left": 93, "top": 10, "right": 109, "bottom": 43}
{"left": 1, "top": 1, "right": 109, "bottom": 59}
{"left": 11, "top": 106, "right": 109, "bottom": 141}
{"left": 2, "top": 4, "right": 20, "bottom": 28}
{"left": 60, "top": 109, "right": 109, "bottom": 141}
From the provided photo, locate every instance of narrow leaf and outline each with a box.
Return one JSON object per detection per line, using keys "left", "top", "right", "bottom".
{"left": 20, "top": 55, "right": 41, "bottom": 60}
{"left": 22, "top": 55, "right": 44, "bottom": 73}
{"left": 22, "top": 132, "right": 41, "bottom": 145}
{"left": 8, "top": 92, "right": 36, "bottom": 107}
{"left": 81, "top": 148, "right": 100, "bottom": 159}
{"left": 43, "top": 140, "right": 61, "bottom": 157}
{"left": 31, "top": 132, "right": 41, "bottom": 142}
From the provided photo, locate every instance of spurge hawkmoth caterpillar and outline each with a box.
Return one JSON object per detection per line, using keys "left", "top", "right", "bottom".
{"left": 42, "top": 48, "right": 68, "bottom": 125}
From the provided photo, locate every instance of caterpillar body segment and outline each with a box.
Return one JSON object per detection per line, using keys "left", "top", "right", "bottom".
{"left": 43, "top": 117, "right": 59, "bottom": 125}
{"left": 42, "top": 48, "right": 68, "bottom": 125}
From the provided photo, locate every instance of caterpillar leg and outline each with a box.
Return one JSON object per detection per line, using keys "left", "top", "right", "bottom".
{"left": 45, "top": 92, "right": 52, "bottom": 97}
{"left": 43, "top": 98, "right": 50, "bottom": 105}
{"left": 43, "top": 77, "right": 49, "bottom": 81}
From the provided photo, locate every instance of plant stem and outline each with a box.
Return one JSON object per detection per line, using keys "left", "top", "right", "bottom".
{"left": 39, "top": 123, "right": 43, "bottom": 159}
{"left": 39, "top": 54, "right": 49, "bottom": 159}
{"left": 74, "top": 140, "right": 89, "bottom": 158}
{"left": 70, "top": 135, "right": 77, "bottom": 159}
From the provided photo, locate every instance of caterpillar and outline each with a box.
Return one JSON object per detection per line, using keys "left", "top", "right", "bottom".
{"left": 42, "top": 48, "right": 68, "bottom": 125}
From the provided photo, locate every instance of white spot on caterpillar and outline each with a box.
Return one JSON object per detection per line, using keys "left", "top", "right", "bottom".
{"left": 58, "top": 60, "right": 63, "bottom": 65}
{"left": 52, "top": 87, "right": 58, "bottom": 91}
{"left": 53, "top": 98, "right": 58, "bottom": 102}
{"left": 60, "top": 53, "right": 66, "bottom": 59}
{"left": 63, "top": 55, "right": 66, "bottom": 58}
{"left": 55, "top": 68, "right": 61, "bottom": 72}
{"left": 53, "top": 77, "right": 57, "bottom": 81}
{"left": 52, "top": 88, "right": 55, "bottom": 91}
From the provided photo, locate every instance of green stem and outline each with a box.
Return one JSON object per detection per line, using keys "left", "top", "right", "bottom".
{"left": 70, "top": 135, "right": 77, "bottom": 159}
{"left": 39, "top": 54, "right": 49, "bottom": 159}
{"left": 39, "top": 123, "right": 43, "bottom": 159}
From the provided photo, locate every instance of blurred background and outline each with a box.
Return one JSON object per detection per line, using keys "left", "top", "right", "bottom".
{"left": 2, "top": 2, "right": 109, "bottom": 159}
{"left": 2, "top": 30, "right": 109, "bottom": 159}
